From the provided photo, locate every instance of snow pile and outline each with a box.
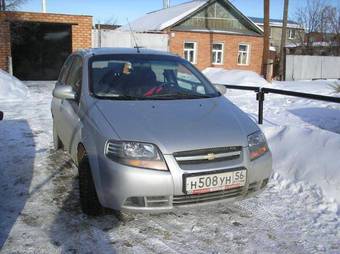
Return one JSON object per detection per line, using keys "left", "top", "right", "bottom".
{"left": 203, "top": 68, "right": 269, "bottom": 87}
{"left": 0, "top": 69, "right": 28, "bottom": 100}
{"left": 223, "top": 77, "right": 340, "bottom": 209}
{"left": 264, "top": 126, "right": 340, "bottom": 208}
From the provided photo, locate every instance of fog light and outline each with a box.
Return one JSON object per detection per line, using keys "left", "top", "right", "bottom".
{"left": 124, "top": 197, "right": 145, "bottom": 207}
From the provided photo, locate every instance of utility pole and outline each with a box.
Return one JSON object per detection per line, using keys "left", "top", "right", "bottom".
{"left": 0, "top": 0, "right": 6, "bottom": 11}
{"left": 262, "top": 0, "right": 270, "bottom": 80}
{"left": 279, "top": 0, "right": 289, "bottom": 80}
{"left": 42, "top": 0, "right": 47, "bottom": 13}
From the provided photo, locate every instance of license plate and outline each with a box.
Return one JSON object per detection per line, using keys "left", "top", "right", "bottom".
{"left": 184, "top": 169, "right": 247, "bottom": 194}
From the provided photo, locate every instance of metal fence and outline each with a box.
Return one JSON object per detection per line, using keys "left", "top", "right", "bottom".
{"left": 286, "top": 55, "right": 340, "bottom": 81}
{"left": 218, "top": 84, "right": 340, "bottom": 124}
{"left": 92, "top": 29, "right": 169, "bottom": 52}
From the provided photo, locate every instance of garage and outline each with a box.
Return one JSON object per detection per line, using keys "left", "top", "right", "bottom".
{"left": 10, "top": 21, "right": 72, "bottom": 80}
{"left": 0, "top": 11, "right": 92, "bottom": 81}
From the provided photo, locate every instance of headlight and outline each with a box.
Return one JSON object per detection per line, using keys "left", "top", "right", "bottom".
{"left": 105, "top": 140, "right": 168, "bottom": 171}
{"left": 248, "top": 131, "right": 269, "bottom": 161}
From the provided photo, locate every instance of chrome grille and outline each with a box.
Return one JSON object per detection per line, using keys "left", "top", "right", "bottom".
{"left": 173, "top": 187, "right": 244, "bottom": 206}
{"left": 173, "top": 146, "right": 242, "bottom": 165}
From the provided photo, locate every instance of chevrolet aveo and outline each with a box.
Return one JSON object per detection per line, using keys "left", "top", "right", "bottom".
{"left": 51, "top": 48, "right": 272, "bottom": 216}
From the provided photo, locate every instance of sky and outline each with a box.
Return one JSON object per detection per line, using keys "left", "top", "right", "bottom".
{"left": 19, "top": 0, "right": 339, "bottom": 25}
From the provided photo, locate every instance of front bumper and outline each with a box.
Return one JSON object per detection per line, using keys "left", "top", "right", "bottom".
{"left": 95, "top": 149, "right": 272, "bottom": 213}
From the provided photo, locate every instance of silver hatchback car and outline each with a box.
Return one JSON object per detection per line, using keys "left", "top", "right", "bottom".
{"left": 51, "top": 48, "right": 272, "bottom": 215}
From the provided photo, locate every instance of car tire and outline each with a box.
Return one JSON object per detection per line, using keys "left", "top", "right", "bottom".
{"left": 53, "top": 120, "right": 63, "bottom": 150}
{"left": 78, "top": 154, "right": 104, "bottom": 216}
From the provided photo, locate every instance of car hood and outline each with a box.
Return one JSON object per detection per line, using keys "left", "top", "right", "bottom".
{"left": 95, "top": 96, "right": 259, "bottom": 154}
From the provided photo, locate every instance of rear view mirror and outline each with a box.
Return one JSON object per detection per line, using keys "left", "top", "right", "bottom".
{"left": 214, "top": 84, "right": 227, "bottom": 95}
{"left": 0, "top": 111, "right": 3, "bottom": 121}
{"left": 53, "top": 85, "right": 76, "bottom": 100}
{"left": 196, "top": 85, "right": 205, "bottom": 94}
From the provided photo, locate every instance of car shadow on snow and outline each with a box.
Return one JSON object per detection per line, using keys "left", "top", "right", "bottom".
{"left": 289, "top": 107, "right": 340, "bottom": 134}
{"left": 47, "top": 152, "right": 121, "bottom": 253}
{"left": 0, "top": 119, "right": 35, "bottom": 248}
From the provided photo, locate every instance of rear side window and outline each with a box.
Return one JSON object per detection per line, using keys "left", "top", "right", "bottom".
{"left": 58, "top": 56, "right": 73, "bottom": 84}
{"left": 66, "top": 56, "right": 83, "bottom": 94}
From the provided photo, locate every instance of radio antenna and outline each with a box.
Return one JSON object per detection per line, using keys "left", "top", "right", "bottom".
{"left": 127, "top": 18, "right": 141, "bottom": 53}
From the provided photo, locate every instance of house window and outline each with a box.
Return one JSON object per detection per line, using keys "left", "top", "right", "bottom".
{"left": 288, "top": 29, "right": 296, "bottom": 39}
{"left": 184, "top": 42, "right": 197, "bottom": 64}
{"left": 238, "top": 44, "right": 250, "bottom": 65}
{"left": 212, "top": 43, "right": 224, "bottom": 64}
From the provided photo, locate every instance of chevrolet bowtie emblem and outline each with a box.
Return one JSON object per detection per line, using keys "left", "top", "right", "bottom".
{"left": 207, "top": 153, "right": 216, "bottom": 160}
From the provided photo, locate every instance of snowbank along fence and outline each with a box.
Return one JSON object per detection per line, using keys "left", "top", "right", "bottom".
{"left": 286, "top": 55, "right": 340, "bottom": 81}
{"left": 217, "top": 84, "right": 340, "bottom": 124}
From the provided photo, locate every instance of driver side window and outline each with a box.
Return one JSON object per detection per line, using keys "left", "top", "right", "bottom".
{"left": 58, "top": 55, "right": 73, "bottom": 84}
{"left": 66, "top": 56, "right": 83, "bottom": 97}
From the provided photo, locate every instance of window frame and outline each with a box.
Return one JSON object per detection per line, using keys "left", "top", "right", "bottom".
{"left": 212, "top": 42, "right": 224, "bottom": 65}
{"left": 183, "top": 41, "right": 197, "bottom": 64}
{"left": 288, "top": 29, "right": 296, "bottom": 39}
{"left": 237, "top": 43, "right": 251, "bottom": 66}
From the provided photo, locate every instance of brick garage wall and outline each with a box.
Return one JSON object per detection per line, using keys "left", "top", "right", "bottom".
{"left": 0, "top": 11, "right": 92, "bottom": 72}
{"left": 169, "top": 31, "right": 264, "bottom": 74}
{"left": 0, "top": 15, "right": 11, "bottom": 72}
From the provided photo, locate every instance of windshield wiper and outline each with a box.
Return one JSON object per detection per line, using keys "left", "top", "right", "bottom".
{"left": 148, "top": 92, "right": 213, "bottom": 100}
{"left": 99, "top": 94, "right": 142, "bottom": 100}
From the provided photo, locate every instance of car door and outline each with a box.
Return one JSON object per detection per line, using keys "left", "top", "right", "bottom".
{"left": 57, "top": 55, "right": 83, "bottom": 151}
{"left": 52, "top": 55, "right": 73, "bottom": 143}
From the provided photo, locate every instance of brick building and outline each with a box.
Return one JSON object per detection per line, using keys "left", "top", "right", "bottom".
{"left": 0, "top": 11, "right": 92, "bottom": 80}
{"left": 249, "top": 17, "right": 304, "bottom": 53}
{"left": 120, "top": 0, "right": 264, "bottom": 74}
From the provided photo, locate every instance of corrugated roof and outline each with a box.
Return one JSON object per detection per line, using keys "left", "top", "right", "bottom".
{"left": 119, "top": 0, "right": 207, "bottom": 32}
{"left": 119, "top": 0, "right": 263, "bottom": 35}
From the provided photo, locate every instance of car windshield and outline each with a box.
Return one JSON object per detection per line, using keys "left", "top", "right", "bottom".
{"left": 89, "top": 54, "right": 220, "bottom": 100}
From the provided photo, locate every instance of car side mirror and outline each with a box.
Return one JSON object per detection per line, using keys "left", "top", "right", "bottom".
{"left": 214, "top": 84, "right": 227, "bottom": 95}
{"left": 53, "top": 85, "right": 77, "bottom": 100}
{"left": 0, "top": 111, "right": 3, "bottom": 121}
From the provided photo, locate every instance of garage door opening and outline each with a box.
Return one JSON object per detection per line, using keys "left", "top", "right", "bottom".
{"left": 10, "top": 22, "right": 72, "bottom": 80}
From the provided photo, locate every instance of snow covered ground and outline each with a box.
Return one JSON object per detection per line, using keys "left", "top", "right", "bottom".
{"left": 0, "top": 70, "right": 28, "bottom": 101}
{"left": 0, "top": 78, "right": 340, "bottom": 253}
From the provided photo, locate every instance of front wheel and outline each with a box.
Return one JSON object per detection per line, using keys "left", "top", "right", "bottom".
{"left": 78, "top": 154, "right": 104, "bottom": 216}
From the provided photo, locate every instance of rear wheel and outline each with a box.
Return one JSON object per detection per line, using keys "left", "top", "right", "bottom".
{"left": 53, "top": 120, "right": 63, "bottom": 150}
{"left": 78, "top": 153, "right": 104, "bottom": 216}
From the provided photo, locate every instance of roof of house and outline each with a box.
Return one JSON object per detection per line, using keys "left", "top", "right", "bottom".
{"left": 249, "top": 17, "right": 301, "bottom": 29}
{"left": 119, "top": 0, "right": 263, "bottom": 35}
{"left": 120, "top": 1, "right": 206, "bottom": 32}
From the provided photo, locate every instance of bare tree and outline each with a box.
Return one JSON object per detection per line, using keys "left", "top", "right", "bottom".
{"left": 295, "top": 0, "right": 328, "bottom": 47}
{"left": 0, "top": 0, "right": 26, "bottom": 11}
{"left": 323, "top": 5, "right": 340, "bottom": 54}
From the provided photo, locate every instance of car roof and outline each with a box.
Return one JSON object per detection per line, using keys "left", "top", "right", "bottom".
{"left": 76, "top": 47, "right": 177, "bottom": 58}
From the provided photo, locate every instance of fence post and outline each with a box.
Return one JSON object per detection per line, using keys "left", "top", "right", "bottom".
{"left": 256, "top": 89, "right": 265, "bottom": 125}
